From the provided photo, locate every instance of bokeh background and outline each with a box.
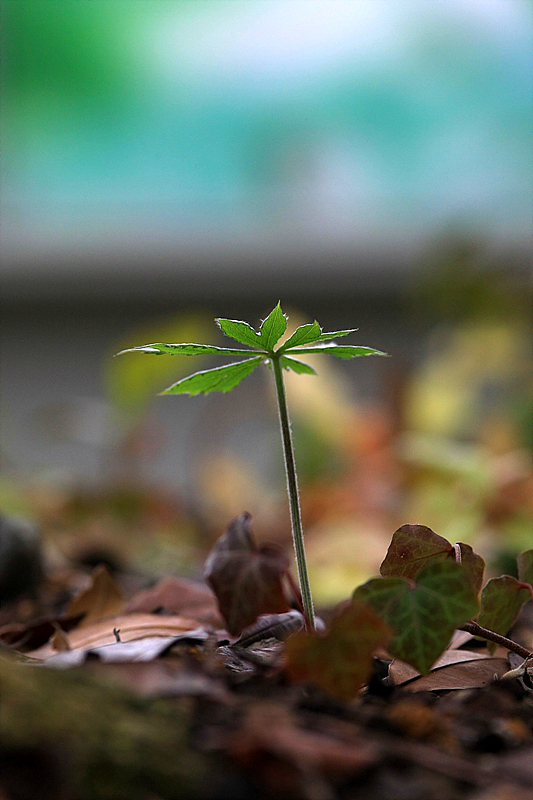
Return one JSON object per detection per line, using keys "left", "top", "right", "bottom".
{"left": 2, "top": 0, "right": 531, "bottom": 603}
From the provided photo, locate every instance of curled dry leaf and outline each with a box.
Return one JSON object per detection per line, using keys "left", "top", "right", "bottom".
{"left": 65, "top": 564, "right": 124, "bottom": 626}
{"left": 204, "top": 513, "right": 291, "bottom": 636}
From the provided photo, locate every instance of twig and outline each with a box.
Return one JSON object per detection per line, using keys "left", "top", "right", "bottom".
{"left": 460, "top": 620, "right": 533, "bottom": 659}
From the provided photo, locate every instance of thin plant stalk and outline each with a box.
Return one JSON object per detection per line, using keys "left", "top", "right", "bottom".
{"left": 271, "top": 354, "right": 316, "bottom": 630}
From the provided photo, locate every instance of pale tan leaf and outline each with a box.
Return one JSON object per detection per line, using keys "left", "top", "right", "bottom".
{"left": 65, "top": 564, "right": 124, "bottom": 625}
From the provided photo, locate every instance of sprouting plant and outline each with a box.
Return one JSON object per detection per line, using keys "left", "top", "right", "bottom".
{"left": 117, "top": 302, "right": 387, "bottom": 630}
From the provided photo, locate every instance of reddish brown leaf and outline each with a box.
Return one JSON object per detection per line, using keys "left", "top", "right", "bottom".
{"left": 204, "top": 513, "right": 290, "bottom": 636}
{"left": 379, "top": 525, "right": 485, "bottom": 593}
{"left": 124, "top": 576, "right": 223, "bottom": 627}
{"left": 380, "top": 524, "right": 453, "bottom": 580}
{"left": 65, "top": 564, "right": 124, "bottom": 625}
{"left": 457, "top": 542, "right": 485, "bottom": 594}
{"left": 284, "top": 600, "right": 392, "bottom": 700}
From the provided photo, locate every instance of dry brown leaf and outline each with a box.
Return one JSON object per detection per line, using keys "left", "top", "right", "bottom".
{"left": 65, "top": 564, "right": 124, "bottom": 625}
{"left": 28, "top": 613, "right": 205, "bottom": 659}
{"left": 390, "top": 648, "right": 510, "bottom": 691}
{"left": 124, "top": 576, "right": 223, "bottom": 627}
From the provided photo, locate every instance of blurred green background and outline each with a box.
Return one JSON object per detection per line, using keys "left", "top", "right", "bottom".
{"left": 1, "top": 1, "right": 531, "bottom": 600}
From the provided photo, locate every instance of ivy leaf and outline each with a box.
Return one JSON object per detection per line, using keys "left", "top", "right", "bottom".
{"left": 281, "top": 356, "right": 316, "bottom": 375}
{"left": 258, "top": 302, "right": 288, "bottom": 351}
{"left": 379, "top": 525, "right": 485, "bottom": 593}
{"left": 216, "top": 317, "right": 264, "bottom": 349}
{"left": 288, "top": 344, "right": 388, "bottom": 358}
{"left": 204, "top": 513, "right": 290, "bottom": 635}
{"left": 160, "top": 357, "right": 263, "bottom": 396}
{"left": 457, "top": 543, "right": 485, "bottom": 595}
{"left": 284, "top": 600, "right": 391, "bottom": 700}
{"left": 380, "top": 524, "right": 454, "bottom": 580}
{"left": 477, "top": 576, "right": 532, "bottom": 653}
{"left": 278, "top": 321, "right": 322, "bottom": 351}
{"left": 117, "top": 343, "right": 257, "bottom": 357}
{"left": 517, "top": 550, "right": 533, "bottom": 585}
{"left": 353, "top": 561, "right": 479, "bottom": 674}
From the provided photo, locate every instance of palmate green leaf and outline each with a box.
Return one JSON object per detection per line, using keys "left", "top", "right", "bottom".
{"left": 278, "top": 323, "right": 358, "bottom": 352}
{"left": 215, "top": 318, "right": 264, "bottom": 349}
{"left": 281, "top": 356, "right": 316, "bottom": 375}
{"left": 160, "top": 357, "right": 264, "bottom": 396}
{"left": 116, "top": 342, "right": 259, "bottom": 357}
{"left": 353, "top": 561, "right": 479, "bottom": 674}
{"left": 258, "top": 302, "right": 288, "bottom": 350}
{"left": 288, "top": 344, "right": 388, "bottom": 359}
{"left": 316, "top": 328, "right": 358, "bottom": 342}
{"left": 477, "top": 576, "right": 532, "bottom": 653}
{"left": 278, "top": 321, "right": 322, "bottom": 351}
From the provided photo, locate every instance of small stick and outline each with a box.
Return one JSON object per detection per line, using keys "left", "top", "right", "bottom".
{"left": 460, "top": 620, "right": 533, "bottom": 660}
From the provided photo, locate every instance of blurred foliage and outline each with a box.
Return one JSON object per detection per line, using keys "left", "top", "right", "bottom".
{"left": 105, "top": 312, "right": 213, "bottom": 417}
{"left": 407, "top": 238, "right": 530, "bottom": 323}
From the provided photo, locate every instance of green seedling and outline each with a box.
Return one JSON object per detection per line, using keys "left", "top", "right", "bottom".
{"left": 117, "top": 302, "right": 387, "bottom": 629}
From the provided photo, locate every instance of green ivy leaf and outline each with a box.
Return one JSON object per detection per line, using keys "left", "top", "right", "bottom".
{"left": 517, "top": 550, "right": 533, "bottom": 585}
{"left": 160, "top": 357, "right": 263, "bottom": 396}
{"left": 215, "top": 318, "right": 264, "bottom": 349}
{"left": 353, "top": 561, "right": 479, "bottom": 674}
{"left": 477, "top": 576, "right": 532, "bottom": 653}
{"left": 284, "top": 600, "right": 391, "bottom": 700}
{"left": 288, "top": 344, "right": 388, "bottom": 358}
{"left": 278, "top": 321, "right": 322, "bottom": 351}
{"left": 281, "top": 356, "right": 316, "bottom": 375}
{"left": 258, "top": 302, "right": 288, "bottom": 351}
{"left": 117, "top": 343, "right": 258, "bottom": 357}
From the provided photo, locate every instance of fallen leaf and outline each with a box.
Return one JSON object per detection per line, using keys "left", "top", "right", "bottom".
{"left": 284, "top": 600, "right": 391, "bottom": 699}
{"left": 0, "top": 613, "right": 84, "bottom": 651}
{"left": 124, "top": 576, "right": 222, "bottom": 627}
{"left": 204, "top": 513, "right": 290, "bottom": 635}
{"left": 28, "top": 613, "right": 205, "bottom": 659}
{"left": 65, "top": 564, "right": 124, "bottom": 625}
{"left": 228, "top": 700, "right": 379, "bottom": 779}
{"left": 44, "top": 630, "right": 209, "bottom": 669}
{"left": 390, "top": 649, "right": 510, "bottom": 690}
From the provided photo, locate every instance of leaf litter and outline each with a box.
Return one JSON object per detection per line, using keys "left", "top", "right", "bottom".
{"left": 2, "top": 513, "right": 533, "bottom": 800}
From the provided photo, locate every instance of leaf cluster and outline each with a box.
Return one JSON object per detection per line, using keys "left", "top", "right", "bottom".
{"left": 204, "top": 517, "right": 533, "bottom": 699}
{"left": 117, "top": 302, "right": 387, "bottom": 396}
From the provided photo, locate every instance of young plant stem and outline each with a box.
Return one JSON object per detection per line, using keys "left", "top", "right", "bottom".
{"left": 460, "top": 621, "right": 533, "bottom": 660}
{"left": 271, "top": 354, "right": 316, "bottom": 630}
